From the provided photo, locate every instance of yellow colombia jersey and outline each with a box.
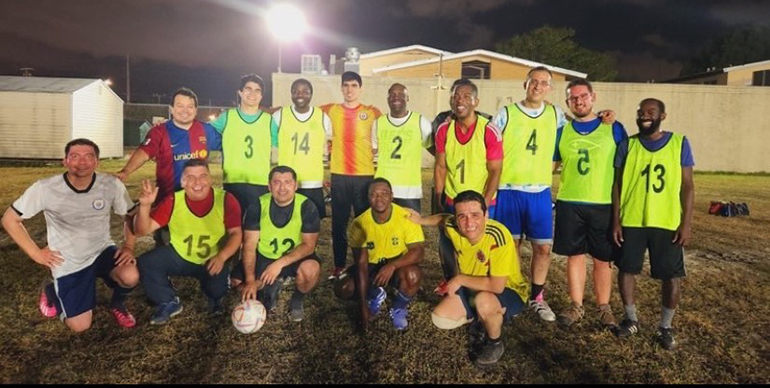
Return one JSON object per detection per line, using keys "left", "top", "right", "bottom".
{"left": 348, "top": 203, "right": 424, "bottom": 264}
{"left": 322, "top": 103, "right": 381, "bottom": 176}
{"left": 444, "top": 218, "right": 529, "bottom": 302}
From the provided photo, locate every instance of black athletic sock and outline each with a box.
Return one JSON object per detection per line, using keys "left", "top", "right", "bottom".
{"left": 530, "top": 283, "right": 544, "bottom": 301}
{"left": 290, "top": 290, "right": 305, "bottom": 309}
{"left": 45, "top": 282, "right": 61, "bottom": 311}
{"left": 110, "top": 286, "right": 134, "bottom": 309}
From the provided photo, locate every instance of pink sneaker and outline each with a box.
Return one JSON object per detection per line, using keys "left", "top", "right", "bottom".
{"left": 111, "top": 305, "right": 137, "bottom": 329}
{"left": 38, "top": 283, "right": 58, "bottom": 318}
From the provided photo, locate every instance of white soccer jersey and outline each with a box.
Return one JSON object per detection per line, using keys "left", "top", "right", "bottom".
{"left": 12, "top": 173, "right": 135, "bottom": 279}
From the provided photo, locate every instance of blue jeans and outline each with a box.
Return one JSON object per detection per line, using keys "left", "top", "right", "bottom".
{"left": 138, "top": 246, "right": 230, "bottom": 305}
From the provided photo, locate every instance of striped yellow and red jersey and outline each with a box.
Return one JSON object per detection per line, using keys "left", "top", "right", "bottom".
{"left": 321, "top": 103, "right": 382, "bottom": 176}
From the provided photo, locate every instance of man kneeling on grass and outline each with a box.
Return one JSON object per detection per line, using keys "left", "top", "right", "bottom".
{"left": 2, "top": 138, "right": 139, "bottom": 331}
{"left": 135, "top": 159, "right": 242, "bottom": 325}
{"left": 334, "top": 178, "right": 424, "bottom": 331}
{"left": 410, "top": 190, "right": 529, "bottom": 367}
{"left": 230, "top": 166, "right": 322, "bottom": 322}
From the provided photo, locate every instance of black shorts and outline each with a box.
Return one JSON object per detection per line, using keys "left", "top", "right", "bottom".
{"left": 457, "top": 287, "right": 525, "bottom": 322}
{"left": 231, "top": 252, "right": 322, "bottom": 282}
{"left": 297, "top": 187, "right": 327, "bottom": 219}
{"left": 553, "top": 201, "right": 613, "bottom": 261}
{"left": 393, "top": 198, "right": 421, "bottom": 213}
{"left": 343, "top": 260, "right": 402, "bottom": 289}
{"left": 224, "top": 183, "right": 269, "bottom": 217}
{"left": 613, "top": 227, "right": 686, "bottom": 280}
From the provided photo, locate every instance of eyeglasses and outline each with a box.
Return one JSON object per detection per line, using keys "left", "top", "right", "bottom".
{"left": 567, "top": 93, "right": 591, "bottom": 103}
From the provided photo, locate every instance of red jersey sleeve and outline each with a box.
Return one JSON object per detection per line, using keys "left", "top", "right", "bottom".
{"left": 149, "top": 194, "right": 174, "bottom": 227}
{"left": 224, "top": 192, "right": 242, "bottom": 229}
{"left": 138, "top": 124, "right": 165, "bottom": 159}
{"left": 484, "top": 123, "right": 503, "bottom": 161}
{"left": 320, "top": 103, "right": 334, "bottom": 114}
{"left": 371, "top": 105, "right": 383, "bottom": 119}
{"left": 435, "top": 122, "right": 450, "bottom": 154}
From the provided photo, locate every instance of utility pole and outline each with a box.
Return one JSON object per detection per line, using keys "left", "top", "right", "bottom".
{"left": 126, "top": 54, "right": 131, "bottom": 103}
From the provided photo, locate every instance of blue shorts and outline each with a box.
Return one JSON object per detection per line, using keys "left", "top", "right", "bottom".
{"left": 457, "top": 287, "right": 525, "bottom": 321}
{"left": 493, "top": 189, "right": 553, "bottom": 244}
{"left": 54, "top": 246, "right": 120, "bottom": 319}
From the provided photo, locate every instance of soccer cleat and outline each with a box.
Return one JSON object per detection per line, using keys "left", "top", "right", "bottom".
{"left": 367, "top": 287, "right": 387, "bottom": 317}
{"left": 475, "top": 339, "right": 505, "bottom": 367}
{"left": 557, "top": 302, "right": 584, "bottom": 327}
{"left": 110, "top": 303, "right": 137, "bottom": 328}
{"left": 597, "top": 304, "right": 618, "bottom": 329}
{"left": 656, "top": 327, "right": 677, "bottom": 350}
{"left": 150, "top": 297, "right": 183, "bottom": 325}
{"left": 616, "top": 318, "right": 639, "bottom": 338}
{"left": 708, "top": 201, "right": 723, "bottom": 215}
{"left": 389, "top": 307, "right": 408, "bottom": 330}
{"left": 528, "top": 294, "right": 556, "bottom": 322}
{"left": 38, "top": 281, "right": 59, "bottom": 319}
{"left": 327, "top": 267, "right": 344, "bottom": 281}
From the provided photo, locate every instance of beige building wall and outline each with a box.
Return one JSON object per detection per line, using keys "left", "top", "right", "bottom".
{"left": 726, "top": 63, "right": 770, "bottom": 86}
{"left": 376, "top": 56, "right": 569, "bottom": 81}
{"left": 359, "top": 50, "right": 443, "bottom": 76}
{"left": 273, "top": 73, "right": 770, "bottom": 173}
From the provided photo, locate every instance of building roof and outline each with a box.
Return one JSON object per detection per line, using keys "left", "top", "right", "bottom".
{"left": 371, "top": 49, "right": 587, "bottom": 78}
{"left": 0, "top": 76, "right": 101, "bottom": 93}
{"left": 360, "top": 44, "right": 453, "bottom": 60}
{"left": 723, "top": 59, "right": 770, "bottom": 72}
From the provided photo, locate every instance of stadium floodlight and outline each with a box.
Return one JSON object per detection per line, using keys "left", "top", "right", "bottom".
{"left": 266, "top": 4, "right": 308, "bottom": 73}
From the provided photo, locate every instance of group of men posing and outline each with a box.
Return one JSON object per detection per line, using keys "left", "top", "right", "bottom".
{"left": 2, "top": 68, "right": 694, "bottom": 367}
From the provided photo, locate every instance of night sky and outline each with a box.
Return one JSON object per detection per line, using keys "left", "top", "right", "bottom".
{"left": 2, "top": 0, "right": 769, "bottom": 106}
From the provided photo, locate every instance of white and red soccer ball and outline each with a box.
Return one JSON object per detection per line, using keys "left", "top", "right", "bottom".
{"left": 231, "top": 300, "right": 267, "bottom": 334}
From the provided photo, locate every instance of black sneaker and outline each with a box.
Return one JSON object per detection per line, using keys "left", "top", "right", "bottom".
{"left": 616, "top": 318, "right": 639, "bottom": 338}
{"left": 475, "top": 339, "right": 504, "bottom": 367}
{"left": 656, "top": 327, "right": 677, "bottom": 350}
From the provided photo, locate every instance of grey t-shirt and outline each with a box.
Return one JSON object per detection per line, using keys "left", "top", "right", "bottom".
{"left": 12, "top": 172, "right": 135, "bottom": 278}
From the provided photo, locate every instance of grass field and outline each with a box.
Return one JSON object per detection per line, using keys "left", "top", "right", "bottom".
{"left": 0, "top": 159, "right": 767, "bottom": 383}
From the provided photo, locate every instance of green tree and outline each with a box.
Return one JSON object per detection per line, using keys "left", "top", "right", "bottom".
{"left": 495, "top": 26, "right": 617, "bottom": 81}
{"left": 681, "top": 27, "right": 770, "bottom": 76}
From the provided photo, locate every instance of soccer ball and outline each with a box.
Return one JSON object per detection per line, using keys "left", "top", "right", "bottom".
{"left": 231, "top": 299, "right": 267, "bottom": 334}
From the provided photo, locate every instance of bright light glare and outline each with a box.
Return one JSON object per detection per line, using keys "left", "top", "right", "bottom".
{"left": 104, "top": 79, "right": 113, "bottom": 86}
{"left": 267, "top": 4, "right": 308, "bottom": 42}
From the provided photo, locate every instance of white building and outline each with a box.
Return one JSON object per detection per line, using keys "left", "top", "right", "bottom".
{"left": 0, "top": 76, "right": 123, "bottom": 159}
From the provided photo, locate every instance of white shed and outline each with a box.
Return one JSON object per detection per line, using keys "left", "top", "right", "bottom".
{"left": 0, "top": 76, "right": 124, "bottom": 159}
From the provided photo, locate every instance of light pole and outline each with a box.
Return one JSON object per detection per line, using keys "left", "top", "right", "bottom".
{"left": 267, "top": 4, "right": 308, "bottom": 73}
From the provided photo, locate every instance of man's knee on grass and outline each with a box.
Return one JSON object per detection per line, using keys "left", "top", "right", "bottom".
{"left": 65, "top": 311, "right": 93, "bottom": 333}
{"left": 431, "top": 311, "right": 472, "bottom": 330}
{"left": 475, "top": 291, "right": 505, "bottom": 322}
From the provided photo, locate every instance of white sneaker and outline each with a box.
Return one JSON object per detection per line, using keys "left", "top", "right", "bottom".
{"left": 528, "top": 298, "right": 556, "bottom": 322}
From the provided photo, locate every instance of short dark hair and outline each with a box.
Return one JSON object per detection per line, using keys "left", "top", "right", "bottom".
{"left": 388, "top": 83, "right": 407, "bottom": 94}
{"left": 566, "top": 78, "right": 593, "bottom": 95}
{"left": 240, "top": 74, "right": 265, "bottom": 92}
{"left": 291, "top": 78, "right": 314, "bottom": 95}
{"left": 182, "top": 159, "right": 209, "bottom": 171}
{"left": 369, "top": 177, "right": 392, "bottom": 193}
{"left": 453, "top": 190, "right": 487, "bottom": 213}
{"left": 451, "top": 78, "right": 478, "bottom": 97}
{"left": 341, "top": 71, "right": 362, "bottom": 87}
{"left": 171, "top": 87, "right": 198, "bottom": 107}
{"left": 527, "top": 66, "right": 553, "bottom": 81}
{"left": 639, "top": 98, "right": 666, "bottom": 113}
{"left": 65, "top": 138, "right": 100, "bottom": 158}
{"left": 268, "top": 165, "right": 297, "bottom": 182}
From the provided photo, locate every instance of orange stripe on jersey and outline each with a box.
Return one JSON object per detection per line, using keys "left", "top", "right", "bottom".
{"left": 324, "top": 103, "right": 380, "bottom": 176}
